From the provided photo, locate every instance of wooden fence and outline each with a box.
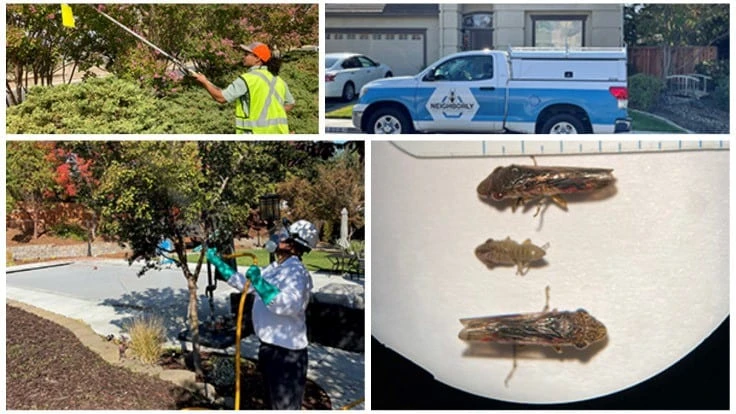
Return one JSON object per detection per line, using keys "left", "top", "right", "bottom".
{"left": 628, "top": 46, "right": 718, "bottom": 77}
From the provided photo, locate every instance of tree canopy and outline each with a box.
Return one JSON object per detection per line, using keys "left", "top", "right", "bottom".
{"left": 625, "top": 4, "right": 729, "bottom": 48}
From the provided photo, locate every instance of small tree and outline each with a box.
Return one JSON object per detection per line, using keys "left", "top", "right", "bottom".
{"left": 6, "top": 141, "right": 58, "bottom": 239}
{"left": 51, "top": 141, "right": 124, "bottom": 255}
{"left": 94, "top": 141, "right": 278, "bottom": 374}
{"left": 278, "top": 149, "right": 364, "bottom": 241}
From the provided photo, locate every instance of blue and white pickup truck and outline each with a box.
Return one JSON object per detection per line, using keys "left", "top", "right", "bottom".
{"left": 352, "top": 47, "right": 631, "bottom": 134}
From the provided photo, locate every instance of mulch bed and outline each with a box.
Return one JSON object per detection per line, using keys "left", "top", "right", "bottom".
{"left": 651, "top": 95, "right": 729, "bottom": 133}
{"left": 6, "top": 304, "right": 331, "bottom": 409}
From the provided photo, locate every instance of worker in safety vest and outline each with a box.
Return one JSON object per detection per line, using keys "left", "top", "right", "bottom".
{"left": 194, "top": 42, "right": 294, "bottom": 134}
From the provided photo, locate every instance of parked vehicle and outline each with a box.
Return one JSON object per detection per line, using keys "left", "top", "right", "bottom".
{"left": 352, "top": 47, "right": 631, "bottom": 134}
{"left": 325, "top": 52, "right": 393, "bottom": 101}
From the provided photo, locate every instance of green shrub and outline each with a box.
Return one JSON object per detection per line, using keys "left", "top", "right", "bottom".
{"left": 628, "top": 73, "right": 665, "bottom": 111}
{"left": 713, "top": 76, "right": 729, "bottom": 111}
{"left": 695, "top": 60, "right": 729, "bottom": 89}
{"left": 154, "top": 87, "right": 232, "bottom": 134}
{"left": 322, "top": 220, "right": 333, "bottom": 242}
{"left": 49, "top": 222, "right": 87, "bottom": 241}
{"left": 6, "top": 50, "right": 318, "bottom": 134}
{"left": 280, "top": 49, "right": 318, "bottom": 134}
{"left": 6, "top": 77, "right": 161, "bottom": 134}
{"left": 696, "top": 59, "right": 729, "bottom": 111}
{"left": 125, "top": 315, "right": 165, "bottom": 364}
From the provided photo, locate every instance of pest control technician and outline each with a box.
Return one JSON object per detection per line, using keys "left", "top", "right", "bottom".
{"left": 206, "top": 220, "right": 318, "bottom": 409}
{"left": 194, "top": 41, "right": 294, "bottom": 134}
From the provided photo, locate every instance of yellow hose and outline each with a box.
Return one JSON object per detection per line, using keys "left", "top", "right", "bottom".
{"left": 339, "top": 397, "right": 365, "bottom": 410}
{"left": 222, "top": 252, "right": 257, "bottom": 411}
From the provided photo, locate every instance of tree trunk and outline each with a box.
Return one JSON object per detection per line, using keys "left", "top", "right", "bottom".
{"left": 85, "top": 210, "right": 98, "bottom": 257}
{"left": 14, "top": 65, "right": 23, "bottom": 104}
{"left": 31, "top": 207, "right": 40, "bottom": 239}
{"left": 662, "top": 44, "right": 672, "bottom": 78}
{"left": 6, "top": 80, "right": 18, "bottom": 106}
{"left": 184, "top": 260, "right": 203, "bottom": 376}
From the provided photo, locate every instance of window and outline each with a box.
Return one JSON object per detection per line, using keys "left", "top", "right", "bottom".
{"left": 373, "top": 34, "right": 382, "bottom": 40}
{"left": 342, "top": 57, "right": 360, "bottom": 69}
{"left": 462, "top": 13, "right": 493, "bottom": 51}
{"left": 430, "top": 55, "right": 494, "bottom": 82}
{"left": 463, "top": 13, "right": 493, "bottom": 29}
{"left": 356, "top": 56, "right": 378, "bottom": 67}
{"left": 532, "top": 15, "right": 586, "bottom": 47}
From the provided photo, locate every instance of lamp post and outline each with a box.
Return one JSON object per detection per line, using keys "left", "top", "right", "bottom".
{"left": 259, "top": 194, "right": 281, "bottom": 263}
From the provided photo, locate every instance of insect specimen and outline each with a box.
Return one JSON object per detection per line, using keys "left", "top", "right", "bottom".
{"left": 459, "top": 286, "right": 607, "bottom": 386}
{"left": 476, "top": 158, "right": 615, "bottom": 216}
{"left": 475, "top": 237, "right": 549, "bottom": 276}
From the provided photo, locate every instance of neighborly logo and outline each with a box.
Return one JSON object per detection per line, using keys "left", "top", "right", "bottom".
{"left": 426, "top": 87, "right": 479, "bottom": 120}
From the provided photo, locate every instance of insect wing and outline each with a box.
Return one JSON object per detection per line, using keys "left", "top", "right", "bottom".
{"left": 459, "top": 311, "right": 572, "bottom": 346}
{"left": 520, "top": 165, "right": 615, "bottom": 195}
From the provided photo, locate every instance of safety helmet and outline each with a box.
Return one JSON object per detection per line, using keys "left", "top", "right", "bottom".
{"left": 288, "top": 220, "right": 319, "bottom": 251}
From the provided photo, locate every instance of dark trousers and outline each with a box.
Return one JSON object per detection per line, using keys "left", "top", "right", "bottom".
{"left": 258, "top": 342, "right": 308, "bottom": 410}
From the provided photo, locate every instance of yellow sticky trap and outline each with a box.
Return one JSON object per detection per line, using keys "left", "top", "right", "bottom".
{"left": 61, "top": 4, "right": 75, "bottom": 28}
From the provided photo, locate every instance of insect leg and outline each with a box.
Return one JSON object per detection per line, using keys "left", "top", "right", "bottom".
{"left": 512, "top": 197, "right": 524, "bottom": 212}
{"left": 550, "top": 194, "right": 568, "bottom": 210}
{"left": 517, "top": 262, "right": 529, "bottom": 276}
{"left": 542, "top": 286, "right": 551, "bottom": 312}
{"left": 504, "top": 344, "right": 518, "bottom": 387}
{"left": 533, "top": 199, "right": 545, "bottom": 218}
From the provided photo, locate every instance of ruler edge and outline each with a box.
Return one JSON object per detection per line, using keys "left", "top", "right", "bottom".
{"left": 391, "top": 140, "right": 730, "bottom": 159}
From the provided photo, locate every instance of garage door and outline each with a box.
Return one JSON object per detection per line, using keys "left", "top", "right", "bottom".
{"left": 326, "top": 30, "right": 426, "bottom": 77}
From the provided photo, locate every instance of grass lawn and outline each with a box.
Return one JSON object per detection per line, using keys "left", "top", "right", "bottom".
{"left": 629, "top": 110, "right": 687, "bottom": 133}
{"left": 187, "top": 248, "right": 340, "bottom": 273}
{"left": 325, "top": 105, "right": 354, "bottom": 119}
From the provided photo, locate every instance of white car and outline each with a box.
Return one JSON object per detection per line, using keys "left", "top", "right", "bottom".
{"left": 325, "top": 53, "right": 393, "bottom": 101}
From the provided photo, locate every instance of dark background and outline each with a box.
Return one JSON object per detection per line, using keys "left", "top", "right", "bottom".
{"left": 371, "top": 317, "right": 729, "bottom": 409}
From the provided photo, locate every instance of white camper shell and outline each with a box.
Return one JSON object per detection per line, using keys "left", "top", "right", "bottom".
{"left": 508, "top": 46, "right": 628, "bottom": 82}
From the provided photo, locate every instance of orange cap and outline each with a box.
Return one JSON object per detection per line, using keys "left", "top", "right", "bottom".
{"left": 240, "top": 42, "right": 271, "bottom": 63}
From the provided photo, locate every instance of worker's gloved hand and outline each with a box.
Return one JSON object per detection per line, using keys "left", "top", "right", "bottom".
{"left": 245, "top": 265, "right": 280, "bottom": 305}
{"left": 205, "top": 248, "right": 236, "bottom": 281}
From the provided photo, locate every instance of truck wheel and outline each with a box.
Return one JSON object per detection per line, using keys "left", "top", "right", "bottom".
{"left": 368, "top": 108, "right": 414, "bottom": 134}
{"left": 542, "top": 114, "right": 585, "bottom": 134}
{"left": 341, "top": 82, "right": 356, "bottom": 102}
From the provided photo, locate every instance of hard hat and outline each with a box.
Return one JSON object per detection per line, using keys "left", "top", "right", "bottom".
{"left": 288, "top": 220, "right": 318, "bottom": 251}
{"left": 239, "top": 42, "right": 271, "bottom": 63}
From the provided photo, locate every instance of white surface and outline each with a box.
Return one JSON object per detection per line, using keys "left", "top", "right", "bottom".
{"left": 371, "top": 141, "right": 729, "bottom": 404}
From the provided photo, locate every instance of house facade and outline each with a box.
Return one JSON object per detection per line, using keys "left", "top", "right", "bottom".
{"left": 326, "top": 3, "right": 624, "bottom": 76}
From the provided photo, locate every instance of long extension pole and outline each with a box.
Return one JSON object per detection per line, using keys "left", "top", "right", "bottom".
{"left": 89, "top": 5, "right": 193, "bottom": 74}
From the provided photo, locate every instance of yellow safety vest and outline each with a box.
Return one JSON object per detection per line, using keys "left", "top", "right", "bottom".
{"left": 234, "top": 68, "right": 289, "bottom": 134}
